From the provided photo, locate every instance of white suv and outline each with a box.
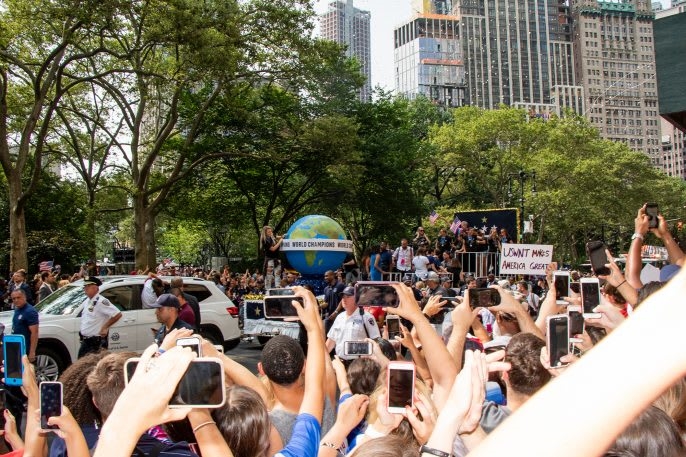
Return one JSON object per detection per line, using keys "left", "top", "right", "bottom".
{"left": 0, "top": 276, "right": 241, "bottom": 381}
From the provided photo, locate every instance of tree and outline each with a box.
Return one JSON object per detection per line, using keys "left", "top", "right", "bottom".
{"left": 0, "top": 0, "right": 122, "bottom": 270}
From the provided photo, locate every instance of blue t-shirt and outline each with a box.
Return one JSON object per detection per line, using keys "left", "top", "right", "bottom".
{"left": 276, "top": 413, "right": 320, "bottom": 457}
{"left": 12, "top": 304, "right": 38, "bottom": 345}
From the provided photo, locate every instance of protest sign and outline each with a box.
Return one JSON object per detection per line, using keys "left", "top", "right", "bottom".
{"left": 499, "top": 243, "right": 553, "bottom": 275}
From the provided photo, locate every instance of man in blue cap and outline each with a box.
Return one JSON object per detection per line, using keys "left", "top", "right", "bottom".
{"left": 151, "top": 293, "right": 194, "bottom": 345}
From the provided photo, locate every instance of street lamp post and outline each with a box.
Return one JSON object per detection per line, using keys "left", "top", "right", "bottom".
{"left": 507, "top": 170, "right": 537, "bottom": 242}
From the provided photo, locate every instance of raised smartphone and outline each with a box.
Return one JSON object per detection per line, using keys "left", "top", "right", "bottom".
{"left": 646, "top": 203, "right": 659, "bottom": 229}
{"left": 125, "top": 357, "right": 226, "bottom": 408}
{"left": 176, "top": 336, "right": 202, "bottom": 357}
{"left": 263, "top": 296, "right": 303, "bottom": 319}
{"left": 344, "top": 340, "right": 373, "bottom": 356}
{"left": 553, "top": 271, "right": 570, "bottom": 305}
{"left": 581, "top": 277, "right": 602, "bottom": 318}
{"left": 40, "top": 381, "right": 63, "bottom": 431}
{"left": 386, "top": 315, "right": 401, "bottom": 340}
{"left": 355, "top": 282, "right": 400, "bottom": 307}
{"left": 586, "top": 241, "right": 611, "bottom": 276}
{"left": 568, "top": 305, "right": 585, "bottom": 337}
{"left": 266, "top": 288, "right": 295, "bottom": 296}
{"left": 3, "top": 335, "right": 25, "bottom": 386}
{"left": 547, "top": 314, "right": 570, "bottom": 369}
{"left": 468, "top": 288, "right": 501, "bottom": 308}
{"left": 387, "top": 361, "right": 415, "bottom": 413}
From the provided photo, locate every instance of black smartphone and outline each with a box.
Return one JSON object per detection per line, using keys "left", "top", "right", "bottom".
{"left": 586, "top": 241, "right": 610, "bottom": 276}
{"left": 263, "top": 296, "right": 303, "bottom": 319}
{"left": 125, "top": 358, "right": 226, "bottom": 408}
{"left": 468, "top": 288, "right": 501, "bottom": 308}
{"left": 344, "top": 341, "right": 373, "bottom": 356}
{"left": 355, "top": 282, "right": 400, "bottom": 307}
{"left": 386, "top": 315, "right": 401, "bottom": 340}
{"left": 547, "top": 315, "right": 570, "bottom": 368}
{"left": 40, "top": 382, "right": 63, "bottom": 431}
{"left": 646, "top": 203, "right": 659, "bottom": 229}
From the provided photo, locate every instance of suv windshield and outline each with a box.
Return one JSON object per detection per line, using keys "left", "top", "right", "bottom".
{"left": 34, "top": 285, "right": 86, "bottom": 316}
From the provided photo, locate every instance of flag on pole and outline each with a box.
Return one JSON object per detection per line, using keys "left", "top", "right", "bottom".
{"left": 449, "top": 216, "right": 462, "bottom": 234}
{"left": 38, "top": 260, "right": 54, "bottom": 272}
{"left": 429, "top": 210, "right": 439, "bottom": 225}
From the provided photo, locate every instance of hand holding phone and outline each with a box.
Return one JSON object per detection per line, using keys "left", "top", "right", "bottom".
{"left": 580, "top": 278, "right": 602, "bottom": 318}
{"left": 553, "top": 272, "right": 570, "bottom": 305}
{"left": 547, "top": 314, "right": 570, "bottom": 369}
{"left": 586, "top": 241, "right": 610, "bottom": 276}
{"left": 40, "top": 382, "right": 63, "bottom": 431}
{"left": 3, "top": 335, "right": 25, "bottom": 387}
{"left": 387, "top": 361, "right": 415, "bottom": 413}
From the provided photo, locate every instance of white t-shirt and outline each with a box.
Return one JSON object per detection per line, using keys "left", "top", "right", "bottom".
{"left": 393, "top": 246, "right": 413, "bottom": 271}
{"left": 327, "top": 310, "right": 381, "bottom": 360}
{"left": 412, "top": 256, "right": 430, "bottom": 279}
{"left": 141, "top": 279, "right": 157, "bottom": 309}
{"left": 80, "top": 294, "right": 121, "bottom": 337}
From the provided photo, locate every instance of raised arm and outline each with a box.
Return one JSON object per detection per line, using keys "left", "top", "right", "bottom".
{"left": 627, "top": 205, "right": 648, "bottom": 289}
{"left": 653, "top": 214, "right": 685, "bottom": 266}
{"left": 489, "top": 286, "right": 545, "bottom": 340}
{"left": 387, "top": 285, "right": 458, "bottom": 410}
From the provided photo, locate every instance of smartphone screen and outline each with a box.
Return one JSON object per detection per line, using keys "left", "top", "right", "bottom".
{"left": 387, "top": 364, "right": 415, "bottom": 409}
{"left": 646, "top": 203, "right": 659, "bottom": 229}
{"left": 553, "top": 273, "right": 570, "bottom": 303}
{"left": 125, "top": 359, "right": 225, "bottom": 408}
{"left": 355, "top": 282, "right": 400, "bottom": 307}
{"left": 176, "top": 338, "right": 202, "bottom": 356}
{"left": 386, "top": 317, "right": 400, "bottom": 339}
{"left": 468, "top": 288, "right": 501, "bottom": 308}
{"left": 3, "top": 338, "right": 24, "bottom": 385}
{"left": 263, "top": 296, "right": 303, "bottom": 319}
{"left": 345, "top": 341, "right": 372, "bottom": 356}
{"left": 569, "top": 310, "right": 584, "bottom": 336}
{"left": 40, "top": 382, "right": 63, "bottom": 430}
{"left": 581, "top": 281, "right": 601, "bottom": 314}
{"left": 548, "top": 316, "right": 570, "bottom": 368}
{"left": 587, "top": 241, "right": 611, "bottom": 276}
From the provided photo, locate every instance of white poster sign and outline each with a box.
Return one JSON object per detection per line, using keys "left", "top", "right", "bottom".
{"left": 499, "top": 243, "right": 553, "bottom": 275}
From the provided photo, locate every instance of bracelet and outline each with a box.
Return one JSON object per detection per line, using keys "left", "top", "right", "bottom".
{"left": 192, "top": 421, "right": 216, "bottom": 433}
{"left": 616, "top": 280, "right": 628, "bottom": 288}
{"left": 419, "top": 445, "right": 452, "bottom": 457}
{"left": 320, "top": 442, "right": 340, "bottom": 449}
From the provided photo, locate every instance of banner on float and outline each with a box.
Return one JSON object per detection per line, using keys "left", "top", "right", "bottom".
{"left": 281, "top": 238, "right": 353, "bottom": 252}
{"left": 499, "top": 243, "right": 553, "bottom": 275}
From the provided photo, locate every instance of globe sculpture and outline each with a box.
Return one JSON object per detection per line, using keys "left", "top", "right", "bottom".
{"left": 283, "top": 215, "right": 351, "bottom": 275}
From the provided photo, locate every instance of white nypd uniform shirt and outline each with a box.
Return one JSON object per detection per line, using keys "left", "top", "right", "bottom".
{"left": 80, "top": 294, "right": 120, "bottom": 337}
{"left": 327, "top": 310, "right": 381, "bottom": 360}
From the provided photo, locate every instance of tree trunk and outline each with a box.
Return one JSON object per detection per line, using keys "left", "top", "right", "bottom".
{"left": 134, "top": 194, "right": 157, "bottom": 270}
{"left": 8, "top": 173, "right": 27, "bottom": 272}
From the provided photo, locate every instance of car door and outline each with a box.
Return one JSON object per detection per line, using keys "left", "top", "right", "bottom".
{"left": 100, "top": 285, "right": 138, "bottom": 351}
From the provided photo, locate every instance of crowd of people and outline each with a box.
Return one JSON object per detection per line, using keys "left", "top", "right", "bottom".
{"left": 1, "top": 205, "right": 686, "bottom": 457}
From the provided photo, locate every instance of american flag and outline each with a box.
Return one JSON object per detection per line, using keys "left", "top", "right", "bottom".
{"left": 38, "top": 260, "right": 54, "bottom": 272}
{"left": 429, "top": 210, "right": 439, "bottom": 225}
{"left": 449, "top": 216, "right": 462, "bottom": 234}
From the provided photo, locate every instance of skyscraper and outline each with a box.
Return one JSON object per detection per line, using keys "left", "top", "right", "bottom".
{"left": 570, "top": 0, "right": 662, "bottom": 162}
{"left": 453, "top": 0, "right": 579, "bottom": 114}
{"left": 319, "top": 0, "right": 372, "bottom": 101}
{"left": 394, "top": 1, "right": 467, "bottom": 107}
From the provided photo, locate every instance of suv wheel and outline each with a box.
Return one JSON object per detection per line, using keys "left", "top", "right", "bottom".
{"left": 35, "top": 347, "right": 64, "bottom": 382}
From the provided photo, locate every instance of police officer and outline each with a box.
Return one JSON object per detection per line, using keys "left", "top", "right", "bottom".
{"left": 78, "top": 277, "right": 122, "bottom": 358}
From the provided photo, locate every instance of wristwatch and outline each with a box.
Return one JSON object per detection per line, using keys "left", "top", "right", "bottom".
{"left": 631, "top": 233, "right": 644, "bottom": 241}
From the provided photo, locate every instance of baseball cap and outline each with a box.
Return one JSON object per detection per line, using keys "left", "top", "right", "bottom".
{"left": 151, "top": 293, "right": 180, "bottom": 309}
{"left": 341, "top": 286, "right": 355, "bottom": 296}
{"left": 426, "top": 272, "right": 440, "bottom": 282}
{"left": 83, "top": 276, "right": 102, "bottom": 287}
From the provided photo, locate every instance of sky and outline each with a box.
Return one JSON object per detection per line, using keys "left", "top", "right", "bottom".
{"left": 313, "top": 0, "right": 673, "bottom": 93}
